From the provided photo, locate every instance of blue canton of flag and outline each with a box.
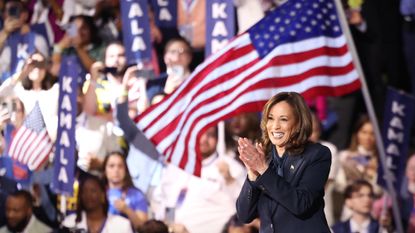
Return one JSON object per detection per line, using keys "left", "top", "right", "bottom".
{"left": 9, "top": 102, "right": 53, "bottom": 171}
{"left": 251, "top": 0, "right": 342, "bottom": 58}
{"left": 24, "top": 102, "right": 46, "bottom": 133}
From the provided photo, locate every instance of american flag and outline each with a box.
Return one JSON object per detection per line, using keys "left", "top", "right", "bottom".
{"left": 9, "top": 102, "right": 53, "bottom": 171}
{"left": 137, "top": 0, "right": 361, "bottom": 176}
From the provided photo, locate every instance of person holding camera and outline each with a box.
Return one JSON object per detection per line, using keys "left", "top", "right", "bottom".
{"left": 0, "top": 0, "right": 49, "bottom": 80}
{"left": 50, "top": 15, "right": 105, "bottom": 77}
{"left": 146, "top": 36, "right": 193, "bottom": 105}
{"left": 0, "top": 51, "right": 58, "bottom": 142}
{"left": 76, "top": 41, "right": 149, "bottom": 174}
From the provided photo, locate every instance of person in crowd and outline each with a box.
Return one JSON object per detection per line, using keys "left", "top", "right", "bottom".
{"left": 401, "top": 154, "right": 415, "bottom": 232}
{"left": 331, "top": 180, "right": 381, "bottom": 233}
{"left": 0, "top": 0, "right": 49, "bottom": 78}
{"left": 84, "top": 41, "right": 146, "bottom": 119}
{"left": 62, "top": 175, "right": 133, "bottom": 233}
{"left": 76, "top": 41, "right": 145, "bottom": 174}
{"left": 146, "top": 36, "right": 192, "bottom": 104}
{"left": 0, "top": 98, "right": 25, "bottom": 150}
{"left": 135, "top": 126, "right": 245, "bottom": 233}
{"left": 139, "top": 219, "right": 190, "bottom": 233}
{"left": 116, "top": 82, "right": 246, "bottom": 233}
{"left": 51, "top": 14, "right": 104, "bottom": 76}
{"left": 29, "top": 0, "right": 65, "bottom": 44}
{"left": 0, "top": 51, "right": 58, "bottom": 142}
{"left": 166, "top": 126, "right": 246, "bottom": 233}
{"left": 103, "top": 151, "right": 148, "bottom": 230}
{"left": 0, "top": 190, "right": 52, "bottom": 233}
{"left": 334, "top": 114, "right": 381, "bottom": 220}
{"left": 236, "top": 91, "right": 332, "bottom": 232}
{"left": 225, "top": 113, "right": 261, "bottom": 158}
{"left": 93, "top": 0, "right": 122, "bottom": 43}
{"left": 177, "top": 0, "right": 205, "bottom": 70}
{"left": 309, "top": 111, "right": 339, "bottom": 226}
{"left": 140, "top": 219, "right": 169, "bottom": 233}
{"left": 0, "top": 177, "right": 18, "bottom": 228}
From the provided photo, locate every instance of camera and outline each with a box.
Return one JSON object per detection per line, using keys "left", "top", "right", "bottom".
{"left": 103, "top": 67, "right": 118, "bottom": 75}
{"left": 7, "top": 6, "right": 21, "bottom": 18}
{"left": 135, "top": 69, "right": 155, "bottom": 79}
{"left": 31, "top": 60, "right": 46, "bottom": 69}
{"left": 66, "top": 22, "right": 78, "bottom": 37}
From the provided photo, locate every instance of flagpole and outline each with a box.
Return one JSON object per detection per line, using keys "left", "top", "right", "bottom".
{"left": 333, "top": 0, "right": 404, "bottom": 232}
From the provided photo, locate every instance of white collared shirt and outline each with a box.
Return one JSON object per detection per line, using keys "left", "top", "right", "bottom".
{"left": 350, "top": 218, "right": 370, "bottom": 233}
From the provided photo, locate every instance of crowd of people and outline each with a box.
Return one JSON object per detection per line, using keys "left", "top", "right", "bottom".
{"left": 0, "top": 0, "right": 414, "bottom": 232}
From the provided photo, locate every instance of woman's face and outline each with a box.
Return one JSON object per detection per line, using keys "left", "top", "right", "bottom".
{"left": 28, "top": 53, "right": 46, "bottom": 83}
{"left": 105, "top": 155, "right": 126, "bottom": 186}
{"left": 81, "top": 179, "right": 105, "bottom": 211}
{"left": 73, "top": 18, "right": 91, "bottom": 45}
{"left": 164, "top": 41, "right": 191, "bottom": 69}
{"left": 266, "top": 101, "right": 296, "bottom": 152}
{"left": 357, "top": 122, "right": 375, "bottom": 151}
{"left": 229, "top": 113, "right": 252, "bottom": 137}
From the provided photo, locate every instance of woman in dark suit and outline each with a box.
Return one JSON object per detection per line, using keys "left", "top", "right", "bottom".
{"left": 236, "top": 92, "right": 332, "bottom": 233}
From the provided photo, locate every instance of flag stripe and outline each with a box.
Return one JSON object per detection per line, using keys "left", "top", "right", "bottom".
{"left": 26, "top": 131, "right": 51, "bottom": 166}
{"left": 16, "top": 132, "right": 37, "bottom": 163}
{"left": 22, "top": 131, "right": 48, "bottom": 164}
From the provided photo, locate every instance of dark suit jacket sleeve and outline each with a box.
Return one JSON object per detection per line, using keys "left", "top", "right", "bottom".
{"left": 254, "top": 145, "right": 331, "bottom": 216}
{"left": 236, "top": 178, "right": 262, "bottom": 223}
{"left": 115, "top": 101, "right": 159, "bottom": 160}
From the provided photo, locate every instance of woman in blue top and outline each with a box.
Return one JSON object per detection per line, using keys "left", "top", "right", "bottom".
{"left": 103, "top": 151, "right": 148, "bottom": 230}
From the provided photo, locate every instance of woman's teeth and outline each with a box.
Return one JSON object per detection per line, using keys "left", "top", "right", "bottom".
{"left": 273, "top": 132, "right": 284, "bottom": 139}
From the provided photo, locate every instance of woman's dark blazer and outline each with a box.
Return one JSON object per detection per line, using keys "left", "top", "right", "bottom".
{"left": 236, "top": 142, "right": 332, "bottom": 233}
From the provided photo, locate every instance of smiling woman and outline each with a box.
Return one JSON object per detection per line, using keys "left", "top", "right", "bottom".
{"left": 236, "top": 91, "right": 332, "bottom": 233}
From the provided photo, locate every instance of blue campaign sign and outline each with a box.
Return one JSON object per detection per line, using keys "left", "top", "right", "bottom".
{"left": 378, "top": 87, "right": 415, "bottom": 192}
{"left": 8, "top": 32, "right": 37, "bottom": 75}
{"left": 150, "top": 0, "right": 177, "bottom": 28}
{"left": 205, "top": 0, "right": 235, "bottom": 56}
{"left": 52, "top": 55, "right": 78, "bottom": 195}
{"left": 120, "top": 0, "right": 152, "bottom": 64}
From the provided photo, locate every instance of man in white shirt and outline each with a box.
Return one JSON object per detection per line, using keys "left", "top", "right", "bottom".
{"left": 151, "top": 126, "right": 246, "bottom": 233}
{"left": 331, "top": 180, "right": 380, "bottom": 233}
